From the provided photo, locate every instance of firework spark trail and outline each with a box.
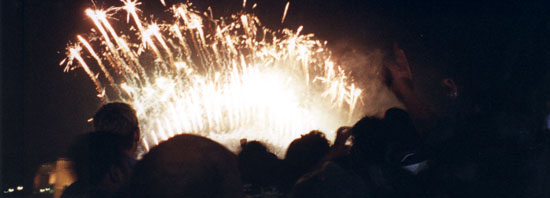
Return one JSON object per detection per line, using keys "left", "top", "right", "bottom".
{"left": 62, "top": 0, "right": 364, "bottom": 155}
{"left": 281, "top": 2, "right": 290, "bottom": 24}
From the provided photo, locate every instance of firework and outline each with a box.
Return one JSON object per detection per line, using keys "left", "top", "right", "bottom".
{"left": 62, "top": 0, "right": 363, "bottom": 155}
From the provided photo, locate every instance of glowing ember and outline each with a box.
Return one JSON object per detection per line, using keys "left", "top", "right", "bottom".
{"left": 61, "top": 0, "right": 363, "bottom": 155}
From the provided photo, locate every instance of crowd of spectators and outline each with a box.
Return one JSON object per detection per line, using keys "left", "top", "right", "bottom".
{"left": 60, "top": 45, "right": 550, "bottom": 198}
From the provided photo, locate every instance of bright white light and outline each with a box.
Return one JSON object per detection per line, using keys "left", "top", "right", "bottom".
{"left": 16, "top": 186, "right": 23, "bottom": 191}
{"left": 63, "top": 0, "right": 364, "bottom": 155}
{"left": 7, "top": 188, "right": 14, "bottom": 193}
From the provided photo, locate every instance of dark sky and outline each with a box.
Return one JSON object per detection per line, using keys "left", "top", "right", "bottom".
{"left": 2, "top": 0, "right": 550, "bottom": 190}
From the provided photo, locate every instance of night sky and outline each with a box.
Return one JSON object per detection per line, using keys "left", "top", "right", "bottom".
{"left": 2, "top": 0, "right": 550, "bottom": 191}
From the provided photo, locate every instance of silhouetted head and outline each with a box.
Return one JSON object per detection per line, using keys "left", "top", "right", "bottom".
{"left": 238, "top": 140, "right": 282, "bottom": 186}
{"left": 350, "top": 115, "right": 386, "bottom": 163}
{"left": 240, "top": 140, "right": 269, "bottom": 154}
{"left": 68, "top": 131, "right": 130, "bottom": 189}
{"left": 284, "top": 130, "right": 330, "bottom": 185}
{"left": 350, "top": 108, "right": 420, "bottom": 164}
{"left": 383, "top": 108, "right": 420, "bottom": 160}
{"left": 93, "top": 102, "right": 139, "bottom": 156}
{"left": 128, "top": 134, "right": 242, "bottom": 198}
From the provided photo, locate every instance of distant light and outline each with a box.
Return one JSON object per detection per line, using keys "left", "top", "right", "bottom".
{"left": 3, "top": 190, "right": 8, "bottom": 194}
{"left": 7, "top": 188, "right": 14, "bottom": 193}
{"left": 16, "top": 186, "right": 23, "bottom": 191}
{"left": 39, "top": 189, "right": 45, "bottom": 193}
{"left": 45, "top": 187, "right": 50, "bottom": 191}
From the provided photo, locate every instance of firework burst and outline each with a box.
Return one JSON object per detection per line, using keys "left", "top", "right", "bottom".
{"left": 62, "top": 0, "right": 363, "bottom": 155}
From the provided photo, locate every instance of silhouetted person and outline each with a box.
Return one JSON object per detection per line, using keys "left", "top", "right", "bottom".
{"left": 290, "top": 127, "right": 368, "bottom": 198}
{"left": 384, "top": 43, "right": 436, "bottom": 135}
{"left": 383, "top": 44, "right": 486, "bottom": 198}
{"left": 237, "top": 140, "right": 284, "bottom": 196}
{"left": 127, "top": 134, "right": 243, "bottom": 198}
{"left": 349, "top": 116, "right": 386, "bottom": 165}
{"left": 62, "top": 131, "right": 131, "bottom": 198}
{"left": 383, "top": 108, "right": 423, "bottom": 168}
{"left": 349, "top": 109, "right": 426, "bottom": 198}
{"left": 93, "top": 102, "right": 140, "bottom": 161}
{"left": 283, "top": 130, "right": 330, "bottom": 191}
